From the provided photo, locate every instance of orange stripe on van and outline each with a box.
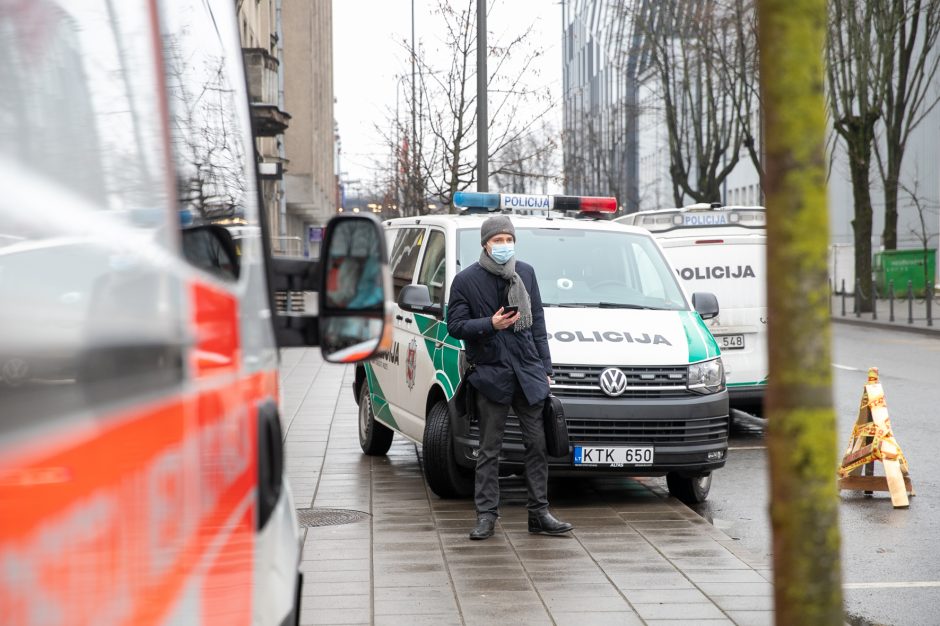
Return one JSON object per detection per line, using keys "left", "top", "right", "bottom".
{"left": 191, "top": 282, "right": 240, "bottom": 378}
{"left": 0, "top": 375, "right": 265, "bottom": 626}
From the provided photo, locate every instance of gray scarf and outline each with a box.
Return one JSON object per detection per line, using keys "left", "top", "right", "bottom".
{"left": 478, "top": 250, "right": 533, "bottom": 331}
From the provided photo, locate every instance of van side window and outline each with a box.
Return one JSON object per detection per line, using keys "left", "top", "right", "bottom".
{"left": 162, "top": 0, "right": 259, "bottom": 279}
{"left": 388, "top": 228, "right": 425, "bottom": 301}
{"left": 416, "top": 230, "right": 446, "bottom": 307}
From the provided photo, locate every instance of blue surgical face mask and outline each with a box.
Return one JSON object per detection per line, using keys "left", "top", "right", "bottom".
{"left": 490, "top": 243, "right": 515, "bottom": 264}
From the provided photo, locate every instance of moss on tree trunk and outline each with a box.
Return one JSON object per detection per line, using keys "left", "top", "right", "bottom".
{"left": 758, "top": 0, "right": 844, "bottom": 623}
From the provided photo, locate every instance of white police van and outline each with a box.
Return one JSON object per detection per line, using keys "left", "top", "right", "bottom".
{"left": 354, "top": 193, "right": 729, "bottom": 504}
{"left": 618, "top": 203, "right": 767, "bottom": 413}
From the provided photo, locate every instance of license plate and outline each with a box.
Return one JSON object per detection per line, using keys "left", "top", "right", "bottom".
{"left": 573, "top": 446, "right": 654, "bottom": 467}
{"left": 718, "top": 334, "right": 745, "bottom": 350}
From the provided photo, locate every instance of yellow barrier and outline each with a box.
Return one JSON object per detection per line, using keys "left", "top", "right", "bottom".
{"left": 837, "top": 367, "right": 914, "bottom": 508}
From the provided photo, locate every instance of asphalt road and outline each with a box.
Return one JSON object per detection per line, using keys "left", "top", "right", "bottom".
{"left": 689, "top": 323, "right": 940, "bottom": 626}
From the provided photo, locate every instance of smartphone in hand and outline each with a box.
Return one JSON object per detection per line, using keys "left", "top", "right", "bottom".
{"left": 502, "top": 305, "right": 520, "bottom": 316}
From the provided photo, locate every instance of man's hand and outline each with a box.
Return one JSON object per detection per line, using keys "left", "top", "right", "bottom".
{"left": 491, "top": 307, "right": 520, "bottom": 330}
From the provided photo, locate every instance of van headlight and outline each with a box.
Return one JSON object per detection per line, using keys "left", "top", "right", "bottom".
{"left": 688, "top": 358, "right": 725, "bottom": 394}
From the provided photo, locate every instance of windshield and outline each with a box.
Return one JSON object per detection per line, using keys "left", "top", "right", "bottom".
{"left": 458, "top": 226, "right": 688, "bottom": 310}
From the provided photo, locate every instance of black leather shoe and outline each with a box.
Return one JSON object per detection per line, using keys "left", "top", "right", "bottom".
{"left": 528, "top": 509, "right": 573, "bottom": 535}
{"left": 469, "top": 515, "right": 496, "bottom": 540}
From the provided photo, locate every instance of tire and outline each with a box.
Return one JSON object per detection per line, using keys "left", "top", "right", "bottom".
{"left": 358, "top": 383, "right": 393, "bottom": 456}
{"left": 666, "top": 471, "right": 712, "bottom": 505}
{"left": 422, "top": 400, "right": 474, "bottom": 499}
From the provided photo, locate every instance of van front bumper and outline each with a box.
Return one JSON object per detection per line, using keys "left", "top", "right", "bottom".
{"left": 454, "top": 391, "right": 729, "bottom": 476}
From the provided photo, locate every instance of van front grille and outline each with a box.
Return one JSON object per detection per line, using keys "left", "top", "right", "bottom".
{"left": 550, "top": 364, "right": 693, "bottom": 399}
{"left": 468, "top": 414, "right": 728, "bottom": 448}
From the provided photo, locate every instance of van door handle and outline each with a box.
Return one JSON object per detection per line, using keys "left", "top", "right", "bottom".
{"left": 395, "top": 315, "right": 404, "bottom": 321}
{"left": 404, "top": 318, "right": 412, "bottom": 324}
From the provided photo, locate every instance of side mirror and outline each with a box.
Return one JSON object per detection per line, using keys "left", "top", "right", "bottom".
{"left": 269, "top": 214, "right": 391, "bottom": 361}
{"left": 692, "top": 292, "right": 720, "bottom": 320}
{"left": 317, "top": 214, "right": 392, "bottom": 362}
{"left": 181, "top": 225, "right": 239, "bottom": 280}
{"left": 398, "top": 284, "right": 442, "bottom": 316}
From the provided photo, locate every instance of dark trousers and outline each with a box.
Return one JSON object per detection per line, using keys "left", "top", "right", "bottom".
{"left": 474, "top": 385, "right": 549, "bottom": 518}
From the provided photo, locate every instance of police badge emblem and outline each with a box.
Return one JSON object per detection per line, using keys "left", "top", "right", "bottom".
{"left": 405, "top": 338, "right": 418, "bottom": 390}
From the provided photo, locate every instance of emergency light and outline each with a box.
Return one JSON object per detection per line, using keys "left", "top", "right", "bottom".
{"left": 625, "top": 204, "right": 766, "bottom": 232}
{"left": 453, "top": 192, "right": 618, "bottom": 215}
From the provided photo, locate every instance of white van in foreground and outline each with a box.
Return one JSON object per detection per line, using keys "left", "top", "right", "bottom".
{"left": 618, "top": 204, "right": 768, "bottom": 413}
{"left": 354, "top": 193, "right": 730, "bottom": 504}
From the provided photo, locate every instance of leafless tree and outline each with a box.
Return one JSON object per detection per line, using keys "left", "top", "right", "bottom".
{"left": 632, "top": 0, "right": 753, "bottom": 205}
{"left": 491, "top": 119, "right": 561, "bottom": 194}
{"left": 900, "top": 174, "right": 939, "bottom": 294}
{"left": 709, "top": 0, "right": 762, "bottom": 182}
{"left": 826, "top": 1, "right": 885, "bottom": 313}
{"left": 873, "top": 0, "right": 940, "bottom": 250}
{"left": 562, "top": 102, "right": 634, "bottom": 207}
{"left": 165, "top": 39, "right": 248, "bottom": 222}
{"left": 398, "top": 0, "right": 554, "bottom": 212}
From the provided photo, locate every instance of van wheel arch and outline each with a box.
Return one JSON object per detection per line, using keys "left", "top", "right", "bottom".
{"left": 353, "top": 365, "right": 367, "bottom": 406}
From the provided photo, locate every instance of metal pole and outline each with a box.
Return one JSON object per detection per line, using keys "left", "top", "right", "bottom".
{"left": 476, "top": 0, "right": 488, "bottom": 191}
{"left": 908, "top": 280, "right": 914, "bottom": 324}
{"left": 889, "top": 279, "right": 895, "bottom": 322}
{"left": 411, "top": 0, "right": 417, "bottom": 216}
{"left": 854, "top": 278, "right": 861, "bottom": 318}
{"left": 928, "top": 282, "right": 934, "bottom": 327}
{"left": 872, "top": 280, "right": 877, "bottom": 320}
{"left": 840, "top": 279, "right": 846, "bottom": 316}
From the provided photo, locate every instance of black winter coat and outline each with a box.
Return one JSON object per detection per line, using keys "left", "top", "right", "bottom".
{"left": 446, "top": 260, "right": 552, "bottom": 405}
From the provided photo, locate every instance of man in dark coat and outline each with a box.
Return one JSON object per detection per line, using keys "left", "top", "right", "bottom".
{"left": 447, "top": 214, "right": 573, "bottom": 540}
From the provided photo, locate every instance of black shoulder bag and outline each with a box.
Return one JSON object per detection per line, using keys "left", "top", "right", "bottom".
{"left": 542, "top": 394, "right": 570, "bottom": 457}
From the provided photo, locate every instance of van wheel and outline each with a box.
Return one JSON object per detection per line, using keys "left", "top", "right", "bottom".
{"left": 358, "top": 383, "right": 393, "bottom": 456}
{"left": 423, "top": 400, "right": 474, "bottom": 499}
{"left": 666, "top": 472, "right": 712, "bottom": 504}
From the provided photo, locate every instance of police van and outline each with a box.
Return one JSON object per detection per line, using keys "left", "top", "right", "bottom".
{"left": 618, "top": 203, "right": 767, "bottom": 413}
{"left": 354, "top": 193, "right": 730, "bottom": 504}
{"left": 0, "top": 2, "right": 390, "bottom": 624}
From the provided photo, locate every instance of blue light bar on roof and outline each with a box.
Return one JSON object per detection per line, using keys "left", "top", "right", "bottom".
{"left": 453, "top": 191, "right": 500, "bottom": 209}
{"left": 453, "top": 192, "right": 617, "bottom": 214}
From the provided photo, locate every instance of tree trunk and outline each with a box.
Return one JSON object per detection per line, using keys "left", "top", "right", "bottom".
{"left": 757, "top": 1, "right": 844, "bottom": 624}
{"left": 882, "top": 157, "right": 901, "bottom": 250}
{"left": 842, "top": 117, "right": 878, "bottom": 313}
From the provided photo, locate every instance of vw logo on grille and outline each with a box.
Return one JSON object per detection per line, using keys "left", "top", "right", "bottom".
{"left": 598, "top": 367, "right": 628, "bottom": 397}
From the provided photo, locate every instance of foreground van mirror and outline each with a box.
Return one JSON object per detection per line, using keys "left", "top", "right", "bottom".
{"left": 692, "top": 292, "right": 720, "bottom": 320}
{"left": 318, "top": 214, "right": 392, "bottom": 363}
{"left": 269, "top": 214, "right": 391, "bottom": 359}
{"left": 181, "top": 225, "right": 239, "bottom": 281}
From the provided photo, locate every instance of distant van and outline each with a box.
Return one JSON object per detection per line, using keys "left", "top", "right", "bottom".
{"left": 619, "top": 204, "right": 768, "bottom": 414}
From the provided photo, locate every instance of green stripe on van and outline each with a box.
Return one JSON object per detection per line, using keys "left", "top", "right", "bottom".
{"left": 413, "top": 311, "right": 464, "bottom": 400}
{"left": 364, "top": 362, "right": 398, "bottom": 429}
{"left": 678, "top": 311, "right": 721, "bottom": 362}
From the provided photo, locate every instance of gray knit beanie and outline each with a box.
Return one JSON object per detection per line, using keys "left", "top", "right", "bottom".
{"left": 480, "top": 215, "right": 515, "bottom": 246}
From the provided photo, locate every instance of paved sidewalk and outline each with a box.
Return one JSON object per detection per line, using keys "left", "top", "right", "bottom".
{"left": 279, "top": 348, "right": 773, "bottom": 626}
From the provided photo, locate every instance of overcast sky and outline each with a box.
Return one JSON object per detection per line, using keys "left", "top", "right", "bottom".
{"left": 332, "top": 0, "right": 562, "bottom": 194}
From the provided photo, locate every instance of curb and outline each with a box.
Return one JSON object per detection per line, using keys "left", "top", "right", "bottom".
{"left": 831, "top": 315, "right": 940, "bottom": 338}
